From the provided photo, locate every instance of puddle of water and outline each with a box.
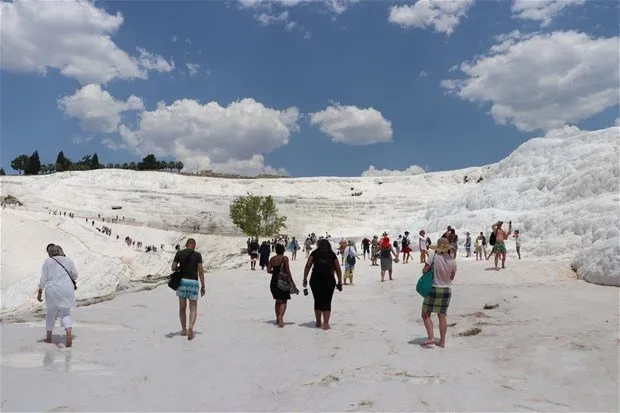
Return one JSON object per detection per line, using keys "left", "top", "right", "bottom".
{"left": 15, "top": 321, "right": 129, "bottom": 331}
{"left": 1, "top": 350, "right": 113, "bottom": 376}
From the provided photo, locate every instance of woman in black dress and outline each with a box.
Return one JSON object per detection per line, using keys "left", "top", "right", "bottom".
{"left": 267, "top": 244, "right": 294, "bottom": 327}
{"left": 303, "top": 239, "right": 343, "bottom": 330}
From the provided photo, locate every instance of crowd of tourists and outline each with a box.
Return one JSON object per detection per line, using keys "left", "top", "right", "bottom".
{"left": 37, "top": 217, "right": 519, "bottom": 349}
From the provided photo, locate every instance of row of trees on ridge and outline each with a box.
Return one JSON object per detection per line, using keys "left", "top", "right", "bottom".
{"left": 6, "top": 152, "right": 183, "bottom": 176}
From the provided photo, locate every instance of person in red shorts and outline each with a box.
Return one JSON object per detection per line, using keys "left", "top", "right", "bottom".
{"left": 401, "top": 231, "right": 412, "bottom": 263}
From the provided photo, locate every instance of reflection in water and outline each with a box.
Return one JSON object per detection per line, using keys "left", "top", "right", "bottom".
{"left": 43, "top": 348, "right": 72, "bottom": 372}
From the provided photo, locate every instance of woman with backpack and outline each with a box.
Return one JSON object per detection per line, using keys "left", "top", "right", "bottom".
{"left": 37, "top": 244, "right": 78, "bottom": 347}
{"left": 303, "top": 239, "right": 343, "bottom": 330}
{"left": 343, "top": 240, "right": 358, "bottom": 285}
{"left": 379, "top": 233, "right": 399, "bottom": 282}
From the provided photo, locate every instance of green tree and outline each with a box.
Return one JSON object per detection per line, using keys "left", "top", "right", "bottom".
{"left": 90, "top": 153, "right": 101, "bottom": 169}
{"left": 129, "top": 162, "right": 137, "bottom": 170}
{"left": 229, "top": 194, "right": 287, "bottom": 238}
{"left": 10, "top": 154, "right": 29, "bottom": 175}
{"left": 55, "top": 151, "right": 72, "bottom": 172}
{"left": 46, "top": 163, "right": 56, "bottom": 174}
{"left": 176, "top": 161, "right": 184, "bottom": 172}
{"left": 0, "top": 167, "right": 6, "bottom": 176}
{"left": 24, "top": 151, "right": 42, "bottom": 175}
{"left": 138, "top": 154, "right": 161, "bottom": 170}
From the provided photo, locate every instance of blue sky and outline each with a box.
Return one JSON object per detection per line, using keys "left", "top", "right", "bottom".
{"left": 1, "top": 0, "right": 618, "bottom": 176}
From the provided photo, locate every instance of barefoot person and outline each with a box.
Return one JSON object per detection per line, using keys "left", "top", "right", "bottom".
{"left": 420, "top": 238, "right": 456, "bottom": 348}
{"left": 401, "top": 231, "right": 412, "bottom": 263}
{"left": 267, "top": 244, "right": 297, "bottom": 327}
{"left": 379, "top": 233, "right": 399, "bottom": 282}
{"left": 488, "top": 221, "right": 512, "bottom": 270}
{"left": 419, "top": 230, "right": 428, "bottom": 263}
{"left": 513, "top": 229, "right": 522, "bottom": 259}
{"left": 171, "top": 238, "right": 205, "bottom": 340}
{"left": 343, "top": 240, "right": 357, "bottom": 285}
{"left": 303, "top": 239, "right": 343, "bottom": 330}
{"left": 37, "top": 244, "right": 78, "bottom": 348}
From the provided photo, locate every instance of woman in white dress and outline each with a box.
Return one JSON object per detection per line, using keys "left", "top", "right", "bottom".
{"left": 37, "top": 244, "right": 78, "bottom": 347}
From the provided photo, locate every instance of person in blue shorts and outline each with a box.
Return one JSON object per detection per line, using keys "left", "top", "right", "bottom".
{"left": 171, "top": 238, "right": 204, "bottom": 340}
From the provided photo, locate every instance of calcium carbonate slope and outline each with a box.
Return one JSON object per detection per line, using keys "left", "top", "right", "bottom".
{"left": 1, "top": 126, "right": 618, "bottom": 317}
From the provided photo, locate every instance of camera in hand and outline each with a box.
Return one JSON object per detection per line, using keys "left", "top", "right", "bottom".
{"left": 303, "top": 288, "right": 308, "bottom": 296}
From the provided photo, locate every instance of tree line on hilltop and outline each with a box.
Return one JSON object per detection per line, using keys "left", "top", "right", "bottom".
{"left": 4, "top": 152, "right": 184, "bottom": 176}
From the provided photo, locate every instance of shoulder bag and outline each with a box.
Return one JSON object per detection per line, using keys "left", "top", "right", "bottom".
{"left": 416, "top": 255, "right": 435, "bottom": 298}
{"left": 277, "top": 259, "right": 299, "bottom": 295}
{"left": 168, "top": 251, "right": 194, "bottom": 291}
{"left": 51, "top": 257, "right": 77, "bottom": 290}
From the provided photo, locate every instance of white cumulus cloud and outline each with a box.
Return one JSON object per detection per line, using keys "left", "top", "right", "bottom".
{"left": 0, "top": 0, "right": 172, "bottom": 84}
{"left": 137, "top": 48, "right": 174, "bottom": 73}
{"left": 361, "top": 165, "right": 425, "bottom": 177}
{"left": 441, "top": 31, "right": 620, "bottom": 132}
{"left": 512, "top": 0, "right": 586, "bottom": 27}
{"left": 388, "top": 0, "right": 474, "bottom": 35}
{"left": 309, "top": 104, "right": 393, "bottom": 145}
{"left": 106, "top": 98, "right": 300, "bottom": 176}
{"left": 58, "top": 84, "right": 145, "bottom": 134}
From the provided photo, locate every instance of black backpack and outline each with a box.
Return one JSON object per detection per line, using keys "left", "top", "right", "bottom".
{"left": 393, "top": 240, "right": 398, "bottom": 248}
{"left": 401, "top": 237, "right": 409, "bottom": 247}
{"left": 426, "top": 237, "right": 431, "bottom": 247}
{"left": 489, "top": 231, "right": 497, "bottom": 246}
{"left": 346, "top": 252, "right": 356, "bottom": 266}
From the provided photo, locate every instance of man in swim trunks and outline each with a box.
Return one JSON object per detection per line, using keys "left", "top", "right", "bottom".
{"left": 489, "top": 220, "right": 512, "bottom": 271}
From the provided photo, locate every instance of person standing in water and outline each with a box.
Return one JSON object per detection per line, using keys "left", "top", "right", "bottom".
{"left": 38, "top": 244, "right": 78, "bottom": 348}
{"left": 171, "top": 238, "right": 205, "bottom": 340}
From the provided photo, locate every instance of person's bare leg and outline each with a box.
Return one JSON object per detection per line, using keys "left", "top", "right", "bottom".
{"left": 188, "top": 300, "right": 198, "bottom": 340}
{"left": 45, "top": 330, "right": 53, "bottom": 344}
{"left": 322, "top": 311, "right": 331, "bottom": 330}
{"left": 437, "top": 314, "right": 447, "bottom": 348}
{"left": 421, "top": 312, "right": 435, "bottom": 346}
{"left": 315, "top": 310, "right": 322, "bottom": 328}
{"left": 389, "top": 269, "right": 393, "bottom": 280}
{"left": 380, "top": 270, "right": 385, "bottom": 282}
{"left": 65, "top": 327, "right": 72, "bottom": 347}
{"left": 179, "top": 298, "right": 188, "bottom": 335}
{"left": 278, "top": 302, "right": 287, "bottom": 327}
{"left": 501, "top": 252, "right": 507, "bottom": 268}
{"left": 517, "top": 246, "right": 521, "bottom": 259}
{"left": 274, "top": 302, "right": 280, "bottom": 324}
